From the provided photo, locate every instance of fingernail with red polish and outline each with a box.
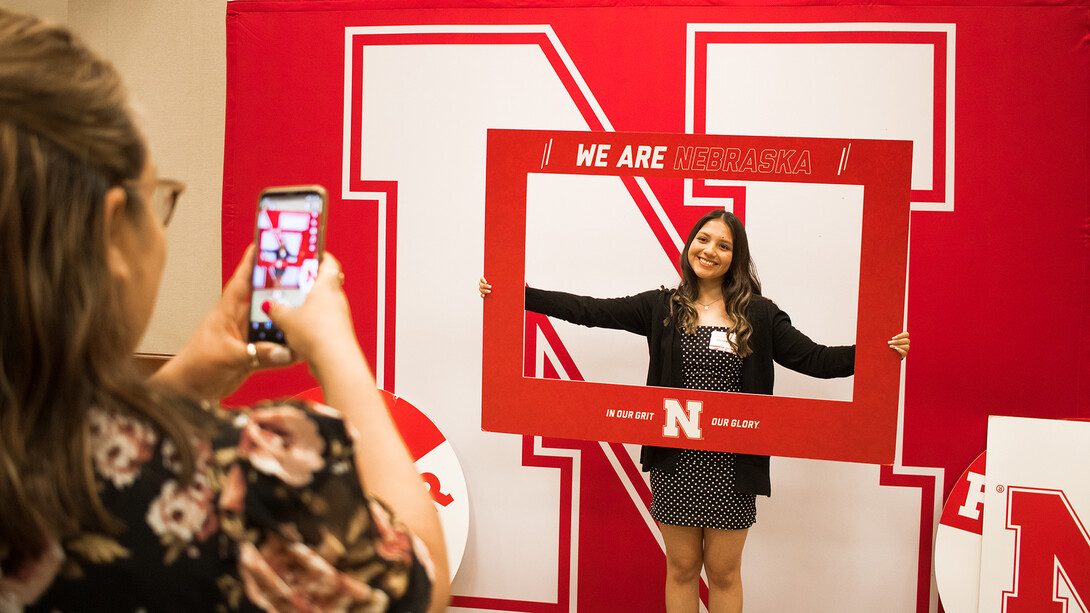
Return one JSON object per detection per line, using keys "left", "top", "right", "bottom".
{"left": 261, "top": 300, "right": 271, "bottom": 314}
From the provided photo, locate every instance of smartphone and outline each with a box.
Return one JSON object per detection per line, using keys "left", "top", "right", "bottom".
{"left": 247, "top": 185, "right": 328, "bottom": 345}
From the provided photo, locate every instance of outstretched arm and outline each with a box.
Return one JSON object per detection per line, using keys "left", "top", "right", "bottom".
{"left": 268, "top": 255, "right": 451, "bottom": 612}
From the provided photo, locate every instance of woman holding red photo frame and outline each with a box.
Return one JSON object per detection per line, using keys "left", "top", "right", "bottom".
{"left": 481, "top": 208, "right": 908, "bottom": 613}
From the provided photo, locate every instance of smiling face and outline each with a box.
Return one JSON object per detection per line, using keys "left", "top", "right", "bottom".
{"left": 686, "top": 218, "right": 734, "bottom": 282}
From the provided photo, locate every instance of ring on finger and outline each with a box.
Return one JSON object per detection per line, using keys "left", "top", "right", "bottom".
{"left": 246, "top": 342, "right": 260, "bottom": 370}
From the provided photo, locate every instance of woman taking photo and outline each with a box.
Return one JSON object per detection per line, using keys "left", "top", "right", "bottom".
{"left": 0, "top": 9, "right": 448, "bottom": 612}
{"left": 481, "top": 209, "right": 908, "bottom": 612}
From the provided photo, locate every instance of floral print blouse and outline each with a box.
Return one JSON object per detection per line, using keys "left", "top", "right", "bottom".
{"left": 1, "top": 400, "right": 433, "bottom": 613}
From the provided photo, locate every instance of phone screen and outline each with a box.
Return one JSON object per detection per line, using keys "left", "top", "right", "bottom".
{"left": 247, "top": 186, "right": 327, "bottom": 344}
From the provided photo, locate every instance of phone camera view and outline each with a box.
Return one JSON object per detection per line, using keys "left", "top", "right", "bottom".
{"left": 249, "top": 191, "right": 324, "bottom": 344}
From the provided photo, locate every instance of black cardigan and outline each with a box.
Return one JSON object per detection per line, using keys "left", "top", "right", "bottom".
{"left": 525, "top": 286, "right": 855, "bottom": 496}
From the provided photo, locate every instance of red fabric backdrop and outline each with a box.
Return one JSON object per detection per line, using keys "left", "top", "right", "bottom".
{"left": 222, "top": 2, "right": 1089, "bottom": 610}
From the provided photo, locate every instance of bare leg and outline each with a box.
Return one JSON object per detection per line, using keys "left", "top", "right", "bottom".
{"left": 658, "top": 522, "right": 705, "bottom": 612}
{"left": 703, "top": 527, "right": 748, "bottom": 613}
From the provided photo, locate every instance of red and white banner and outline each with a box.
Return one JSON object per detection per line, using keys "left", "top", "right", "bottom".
{"left": 978, "top": 417, "right": 1090, "bottom": 613}
{"left": 935, "top": 451, "right": 987, "bottom": 613}
{"left": 222, "top": 2, "right": 1089, "bottom": 611}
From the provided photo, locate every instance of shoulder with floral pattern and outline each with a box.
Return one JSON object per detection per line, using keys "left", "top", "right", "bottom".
{"left": 213, "top": 399, "right": 435, "bottom": 612}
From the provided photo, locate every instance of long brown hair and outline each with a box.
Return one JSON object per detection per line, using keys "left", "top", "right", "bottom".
{"left": 668, "top": 209, "right": 762, "bottom": 356}
{"left": 0, "top": 9, "right": 202, "bottom": 574}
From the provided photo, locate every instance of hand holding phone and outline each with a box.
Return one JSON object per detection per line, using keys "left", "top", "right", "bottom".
{"left": 248, "top": 185, "right": 328, "bottom": 345}
{"left": 260, "top": 253, "right": 362, "bottom": 379}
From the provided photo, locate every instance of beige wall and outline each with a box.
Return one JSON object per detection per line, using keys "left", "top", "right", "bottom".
{"left": 4, "top": 0, "right": 227, "bottom": 356}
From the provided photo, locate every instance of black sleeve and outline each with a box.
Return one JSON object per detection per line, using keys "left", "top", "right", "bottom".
{"left": 525, "top": 287, "right": 661, "bottom": 337}
{"left": 766, "top": 300, "right": 856, "bottom": 379}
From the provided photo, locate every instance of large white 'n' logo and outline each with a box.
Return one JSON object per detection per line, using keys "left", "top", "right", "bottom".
{"left": 662, "top": 398, "right": 703, "bottom": 439}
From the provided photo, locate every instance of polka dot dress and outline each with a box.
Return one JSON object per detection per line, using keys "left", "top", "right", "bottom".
{"left": 649, "top": 326, "right": 757, "bottom": 530}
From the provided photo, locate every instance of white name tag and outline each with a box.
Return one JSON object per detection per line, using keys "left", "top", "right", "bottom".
{"left": 709, "top": 329, "right": 735, "bottom": 353}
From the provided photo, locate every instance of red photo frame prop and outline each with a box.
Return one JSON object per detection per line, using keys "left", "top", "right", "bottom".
{"left": 482, "top": 129, "right": 911, "bottom": 464}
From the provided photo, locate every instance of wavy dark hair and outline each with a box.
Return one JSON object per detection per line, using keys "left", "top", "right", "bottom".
{"left": 668, "top": 209, "right": 762, "bottom": 356}
{"left": 0, "top": 9, "right": 204, "bottom": 576}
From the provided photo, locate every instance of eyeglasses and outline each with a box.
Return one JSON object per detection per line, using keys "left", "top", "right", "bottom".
{"left": 122, "top": 177, "right": 185, "bottom": 226}
{"left": 151, "top": 178, "right": 185, "bottom": 226}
